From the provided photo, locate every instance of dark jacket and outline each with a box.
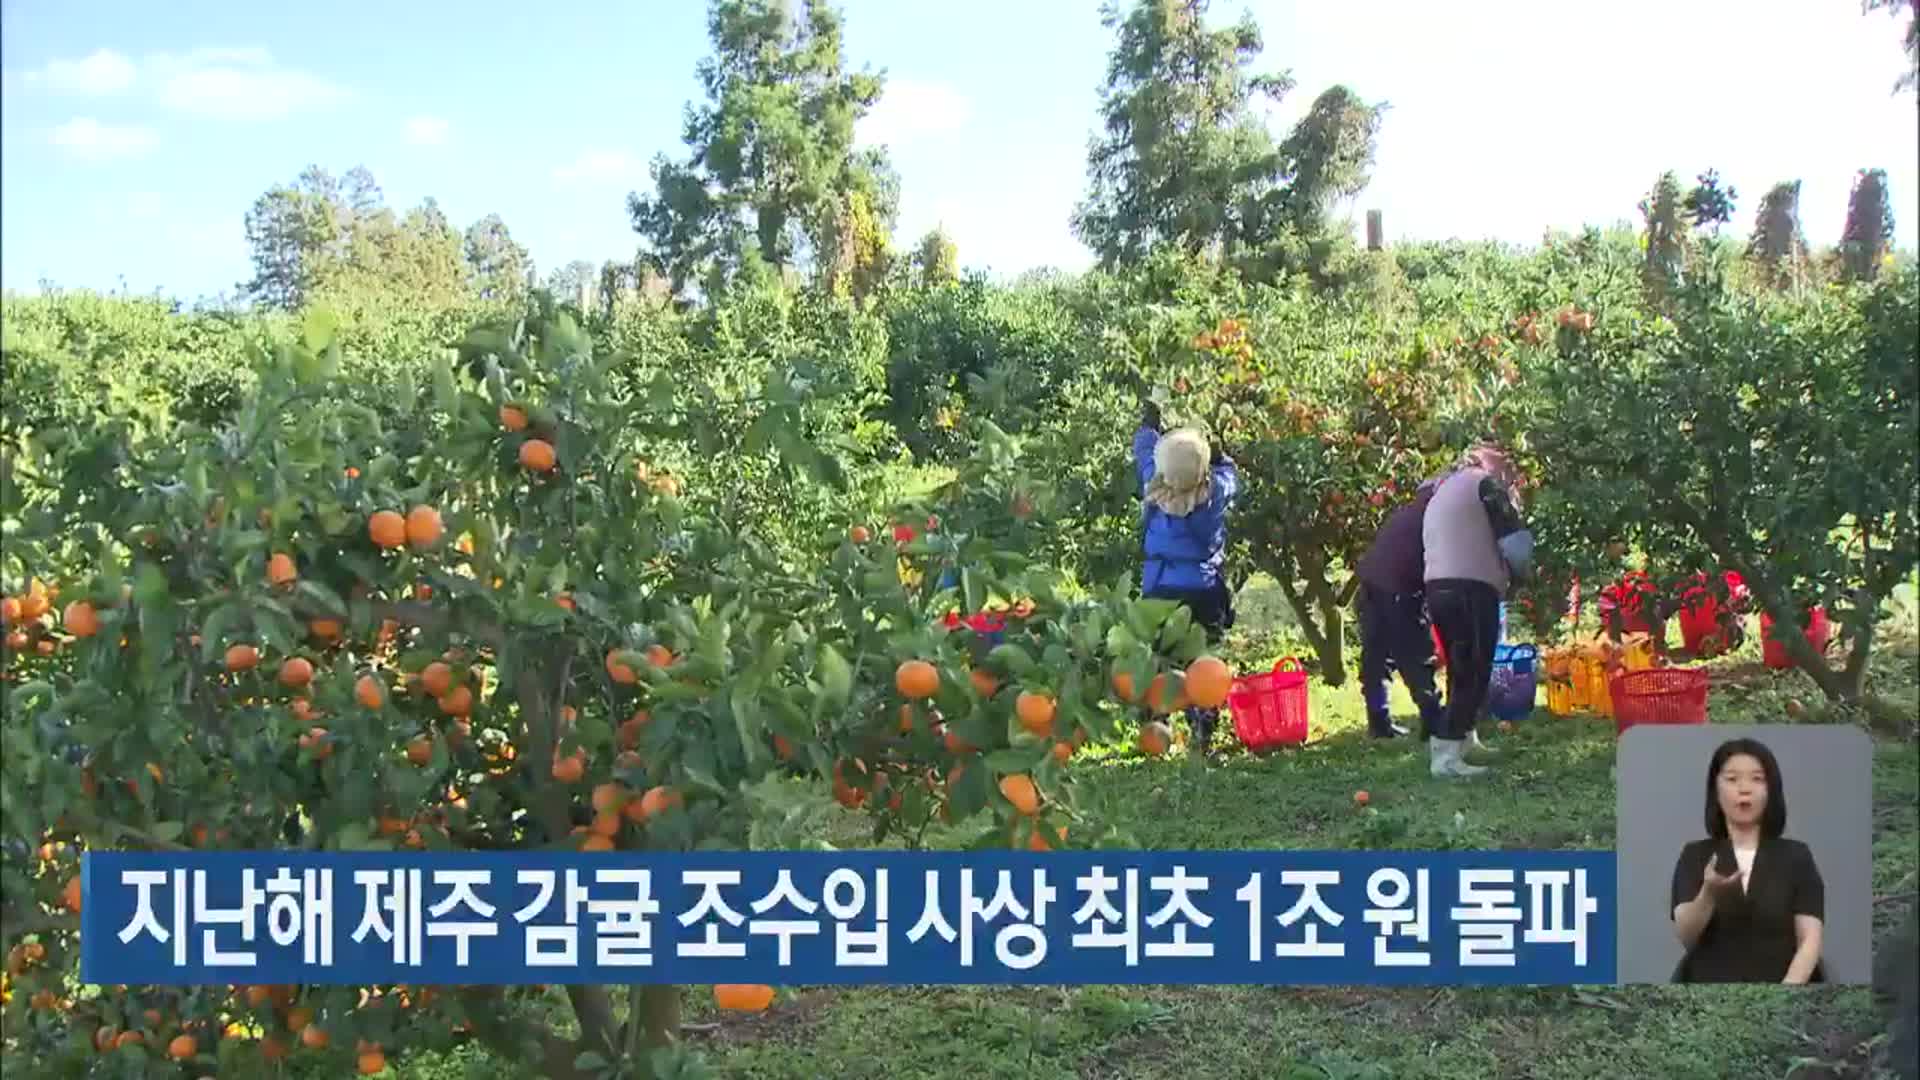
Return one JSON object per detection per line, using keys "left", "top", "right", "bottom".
{"left": 1670, "top": 836, "right": 1826, "bottom": 984}
{"left": 1355, "top": 476, "right": 1444, "bottom": 596}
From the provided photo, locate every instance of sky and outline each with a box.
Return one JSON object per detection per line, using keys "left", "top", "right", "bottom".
{"left": 2, "top": 0, "right": 1916, "bottom": 301}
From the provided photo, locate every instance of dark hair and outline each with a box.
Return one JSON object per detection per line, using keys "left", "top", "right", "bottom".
{"left": 1703, "top": 737, "right": 1787, "bottom": 840}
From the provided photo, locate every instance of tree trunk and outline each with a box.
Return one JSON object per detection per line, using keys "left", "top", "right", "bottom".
{"left": 1273, "top": 571, "right": 1349, "bottom": 687}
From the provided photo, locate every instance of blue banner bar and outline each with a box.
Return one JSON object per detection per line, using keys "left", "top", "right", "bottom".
{"left": 80, "top": 850, "right": 1616, "bottom": 986}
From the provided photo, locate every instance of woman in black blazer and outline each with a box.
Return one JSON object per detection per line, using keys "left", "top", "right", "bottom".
{"left": 1670, "top": 737, "right": 1825, "bottom": 983}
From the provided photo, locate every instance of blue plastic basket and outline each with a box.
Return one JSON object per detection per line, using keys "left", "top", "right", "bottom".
{"left": 1488, "top": 643, "right": 1538, "bottom": 722}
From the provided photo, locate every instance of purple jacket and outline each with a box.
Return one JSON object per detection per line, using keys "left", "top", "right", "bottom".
{"left": 1355, "top": 477, "right": 1444, "bottom": 596}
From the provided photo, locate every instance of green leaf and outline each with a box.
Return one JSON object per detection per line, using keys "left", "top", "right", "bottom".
{"left": 302, "top": 306, "right": 341, "bottom": 354}
{"left": 985, "top": 746, "right": 1046, "bottom": 775}
{"left": 986, "top": 643, "right": 1036, "bottom": 676}
{"left": 574, "top": 1052, "right": 609, "bottom": 1071}
{"left": 431, "top": 352, "right": 459, "bottom": 412}
{"left": 294, "top": 580, "right": 348, "bottom": 618}
{"left": 815, "top": 645, "right": 852, "bottom": 710}
{"left": 150, "top": 821, "right": 185, "bottom": 843}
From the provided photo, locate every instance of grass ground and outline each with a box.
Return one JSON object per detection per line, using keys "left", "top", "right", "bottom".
{"left": 382, "top": 598, "right": 1918, "bottom": 1080}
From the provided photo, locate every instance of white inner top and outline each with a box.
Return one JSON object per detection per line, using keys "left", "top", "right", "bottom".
{"left": 1733, "top": 845, "right": 1757, "bottom": 891}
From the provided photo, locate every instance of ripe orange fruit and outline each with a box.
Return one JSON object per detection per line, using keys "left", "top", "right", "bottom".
{"left": 300, "top": 1023, "right": 329, "bottom": 1050}
{"left": 551, "top": 752, "right": 585, "bottom": 784}
{"left": 0, "top": 596, "right": 19, "bottom": 625}
{"left": 999, "top": 774, "right": 1041, "bottom": 816}
{"left": 713, "top": 984, "right": 775, "bottom": 1012}
{"left": 421, "top": 661, "right": 454, "bottom": 697}
{"left": 1785, "top": 699, "right": 1807, "bottom": 719}
{"left": 644, "top": 644, "right": 673, "bottom": 669}
{"left": 437, "top": 685, "right": 473, "bottom": 716}
{"left": 225, "top": 644, "right": 259, "bottom": 672}
{"left": 639, "top": 786, "right": 681, "bottom": 818}
{"left": 519, "top": 439, "right": 557, "bottom": 472}
{"left": 1111, "top": 668, "right": 1138, "bottom": 703}
{"left": 1139, "top": 722, "right": 1172, "bottom": 756}
{"left": 898, "top": 704, "right": 916, "bottom": 734}
{"left": 1354, "top": 790, "right": 1370, "bottom": 807}
{"left": 772, "top": 733, "right": 794, "bottom": 760}
{"left": 356, "top": 674, "right": 385, "bottom": 709}
{"left": 1015, "top": 691, "right": 1056, "bottom": 737}
{"left": 278, "top": 656, "right": 314, "bottom": 688}
{"left": 943, "top": 726, "right": 975, "bottom": 754}
{"left": 61, "top": 875, "right": 81, "bottom": 913}
{"left": 1051, "top": 740, "right": 1073, "bottom": 764}
{"left": 580, "top": 834, "right": 615, "bottom": 852}
{"left": 553, "top": 592, "right": 575, "bottom": 610}
{"left": 63, "top": 600, "right": 101, "bottom": 638}
{"left": 368, "top": 510, "right": 407, "bottom": 549}
{"left": 1028, "top": 824, "right": 1066, "bottom": 851}
{"left": 285, "top": 1006, "right": 314, "bottom": 1033}
{"left": 499, "top": 404, "right": 528, "bottom": 431}
{"left": 168, "top": 1034, "right": 197, "bottom": 1060}
{"left": 606, "top": 650, "right": 639, "bottom": 685}
{"left": 114, "top": 1030, "right": 144, "bottom": 1049}
{"left": 1144, "top": 673, "right": 1180, "bottom": 714}
{"left": 850, "top": 525, "right": 871, "bottom": 543}
{"left": 405, "top": 506, "right": 444, "bottom": 548}
{"left": 310, "top": 618, "right": 343, "bottom": 641}
{"left": 590, "top": 811, "right": 622, "bottom": 838}
{"left": 405, "top": 736, "right": 433, "bottom": 767}
{"left": 1185, "top": 656, "right": 1232, "bottom": 709}
{"left": 895, "top": 659, "right": 939, "bottom": 699}
{"left": 260, "top": 1034, "right": 289, "bottom": 1061}
{"left": 969, "top": 668, "right": 1000, "bottom": 698}
{"left": 591, "top": 782, "right": 628, "bottom": 815}
{"left": 243, "top": 985, "right": 272, "bottom": 1008}
{"left": 267, "top": 552, "right": 298, "bottom": 586}
{"left": 357, "top": 1047, "right": 387, "bottom": 1075}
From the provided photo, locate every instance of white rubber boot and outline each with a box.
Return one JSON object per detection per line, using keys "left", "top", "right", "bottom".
{"left": 1430, "top": 737, "right": 1489, "bottom": 779}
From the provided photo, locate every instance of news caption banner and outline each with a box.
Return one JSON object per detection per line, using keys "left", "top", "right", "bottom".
{"left": 80, "top": 850, "right": 1617, "bottom": 986}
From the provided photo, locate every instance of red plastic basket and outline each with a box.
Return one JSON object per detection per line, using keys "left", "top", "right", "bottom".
{"left": 1610, "top": 668, "right": 1709, "bottom": 735}
{"left": 1227, "top": 658, "right": 1309, "bottom": 750}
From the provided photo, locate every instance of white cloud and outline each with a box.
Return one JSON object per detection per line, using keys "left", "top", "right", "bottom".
{"left": 857, "top": 79, "right": 972, "bottom": 149}
{"left": 150, "top": 48, "right": 350, "bottom": 120}
{"left": 405, "top": 115, "right": 450, "bottom": 146}
{"left": 33, "top": 49, "right": 137, "bottom": 94}
{"left": 552, "top": 149, "right": 650, "bottom": 185}
{"left": 50, "top": 117, "right": 159, "bottom": 161}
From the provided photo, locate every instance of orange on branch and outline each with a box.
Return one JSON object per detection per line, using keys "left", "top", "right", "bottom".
{"left": 999, "top": 773, "right": 1041, "bottom": 816}
{"left": 405, "top": 737, "right": 433, "bottom": 767}
{"left": 519, "top": 439, "right": 557, "bottom": 472}
{"left": 437, "top": 684, "right": 473, "bottom": 717}
{"left": 895, "top": 659, "right": 939, "bottom": 699}
{"left": 368, "top": 510, "right": 407, "bottom": 549}
{"left": 225, "top": 644, "right": 259, "bottom": 672}
{"left": 267, "top": 553, "right": 298, "bottom": 586}
{"left": 1185, "top": 656, "right": 1232, "bottom": 709}
{"left": 499, "top": 404, "right": 528, "bottom": 431}
{"left": 355, "top": 674, "right": 385, "bottom": 710}
{"left": 405, "top": 505, "right": 443, "bottom": 548}
{"left": 63, "top": 600, "right": 100, "bottom": 638}
{"left": 606, "top": 650, "right": 639, "bottom": 685}
{"left": 420, "top": 661, "right": 453, "bottom": 697}
{"left": 1139, "top": 722, "right": 1172, "bottom": 757}
{"left": 551, "top": 752, "right": 585, "bottom": 784}
{"left": 278, "top": 656, "right": 314, "bottom": 689}
{"left": 639, "top": 785, "right": 682, "bottom": 818}
{"left": 1015, "top": 691, "right": 1056, "bottom": 737}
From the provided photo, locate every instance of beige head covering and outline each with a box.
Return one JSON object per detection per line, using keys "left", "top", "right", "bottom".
{"left": 1147, "top": 428, "right": 1212, "bottom": 517}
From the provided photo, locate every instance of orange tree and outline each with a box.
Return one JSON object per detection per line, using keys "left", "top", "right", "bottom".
{"left": 0, "top": 307, "right": 1226, "bottom": 1078}
{"left": 1092, "top": 288, "right": 1510, "bottom": 686}
{"left": 1506, "top": 258, "right": 1919, "bottom": 719}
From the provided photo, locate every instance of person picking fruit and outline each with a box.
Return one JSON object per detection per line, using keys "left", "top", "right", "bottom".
{"left": 1353, "top": 471, "right": 1450, "bottom": 741}
{"left": 1421, "top": 443, "right": 1534, "bottom": 778}
{"left": 1133, "top": 401, "right": 1239, "bottom": 760}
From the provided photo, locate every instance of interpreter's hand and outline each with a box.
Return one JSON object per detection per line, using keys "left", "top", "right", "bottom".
{"left": 1700, "top": 859, "right": 1741, "bottom": 899}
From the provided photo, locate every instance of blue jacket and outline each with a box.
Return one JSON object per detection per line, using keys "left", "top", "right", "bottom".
{"left": 1134, "top": 427, "right": 1238, "bottom": 593}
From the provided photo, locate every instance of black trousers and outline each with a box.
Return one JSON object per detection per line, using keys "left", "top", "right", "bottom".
{"left": 1426, "top": 579, "right": 1502, "bottom": 741}
{"left": 1356, "top": 582, "right": 1444, "bottom": 737}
